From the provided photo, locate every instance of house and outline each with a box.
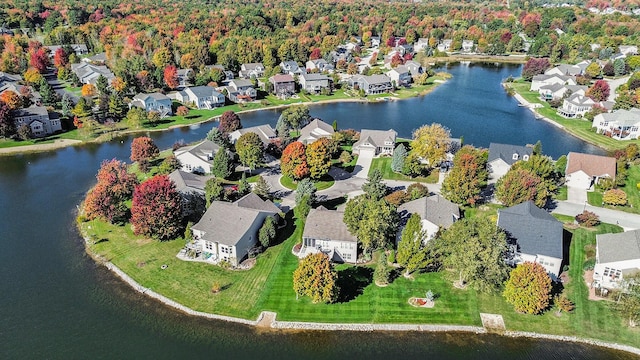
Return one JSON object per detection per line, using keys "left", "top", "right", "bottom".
{"left": 404, "top": 60, "right": 423, "bottom": 77}
{"left": 173, "top": 140, "right": 221, "bottom": 174}
{"left": 461, "top": 40, "right": 474, "bottom": 53}
{"left": 305, "top": 59, "right": 334, "bottom": 73}
{"left": 238, "top": 63, "right": 265, "bottom": 79}
{"left": 70, "top": 62, "right": 115, "bottom": 85}
{"left": 592, "top": 108, "right": 640, "bottom": 140}
{"left": 44, "top": 44, "right": 88, "bottom": 57}
{"left": 538, "top": 84, "right": 587, "bottom": 101}
{"left": 279, "top": 61, "right": 306, "bottom": 76}
{"left": 619, "top": 45, "right": 638, "bottom": 56}
{"left": 544, "top": 64, "right": 582, "bottom": 77}
{"left": 269, "top": 74, "right": 296, "bottom": 97}
{"left": 487, "top": 143, "right": 533, "bottom": 182}
{"left": 530, "top": 74, "right": 577, "bottom": 91}
{"left": 175, "top": 86, "right": 225, "bottom": 109}
{"left": 437, "top": 39, "right": 452, "bottom": 52}
{"left": 370, "top": 36, "right": 381, "bottom": 48}
{"left": 497, "top": 201, "right": 564, "bottom": 279}
{"left": 347, "top": 74, "right": 393, "bottom": 95}
{"left": 191, "top": 193, "right": 280, "bottom": 266}
{"left": 204, "top": 64, "right": 234, "bottom": 81}
{"left": 594, "top": 230, "right": 640, "bottom": 289}
{"left": 11, "top": 106, "right": 61, "bottom": 137}
{"left": 386, "top": 65, "right": 411, "bottom": 87}
{"left": 414, "top": 38, "right": 430, "bottom": 53}
{"left": 397, "top": 194, "right": 460, "bottom": 242}
{"left": 228, "top": 124, "right": 277, "bottom": 146}
{"left": 224, "top": 79, "right": 257, "bottom": 102}
{"left": 298, "top": 118, "right": 335, "bottom": 144}
{"left": 130, "top": 93, "right": 173, "bottom": 117}
{"left": 168, "top": 169, "right": 211, "bottom": 195}
{"left": 352, "top": 129, "right": 397, "bottom": 156}
{"left": 565, "top": 152, "right": 616, "bottom": 189}
{"left": 177, "top": 69, "right": 194, "bottom": 88}
{"left": 299, "top": 73, "right": 331, "bottom": 93}
{"left": 299, "top": 207, "right": 358, "bottom": 263}
{"left": 557, "top": 93, "right": 596, "bottom": 118}
{"left": 81, "top": 52, "right": 107, "bottom": 64}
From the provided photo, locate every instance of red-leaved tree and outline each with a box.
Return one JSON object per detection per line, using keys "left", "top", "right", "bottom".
{"left": 309, "top": 48, "right": 322, "bottom": 60}
{"left": 163, "top": 65, "right": 179, "bottom": 89}
{"left": 586, "top": 80, "right": 610, "bottom": 102}
{"left": 130, "top": 136, "right": 159, "bottom": 173}
{"left": 30, "top": 47, "right": 50, "bottom": 73}
{"left": 83, "top": 159, "right": 138, "bottom": 223}
{"left": 521, "top": 58, "right": 550, "bottom": 81}
{"left": 281, "top": 141, "right": 309, "bottom": 180}
{"left": 218, "top": 110, "right": 242, "bottom": 134}
{"left": 130, "top": 175, "right": 183, "bottom": 240}
{"left": 53, "top": 48, "right": 68, "bottom": 68}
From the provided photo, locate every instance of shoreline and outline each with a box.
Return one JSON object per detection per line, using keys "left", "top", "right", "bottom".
{"left": 81, "top": 232, "right": 640, "bottom": 356}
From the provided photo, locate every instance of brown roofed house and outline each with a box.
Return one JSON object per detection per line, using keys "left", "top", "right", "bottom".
{"left": 565, "top": 152, "right": 616, "bottom": 190}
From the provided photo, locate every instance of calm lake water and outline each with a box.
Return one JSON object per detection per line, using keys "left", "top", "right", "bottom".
{"left": 0, "top": 63, "right": 631, "bottom": 359}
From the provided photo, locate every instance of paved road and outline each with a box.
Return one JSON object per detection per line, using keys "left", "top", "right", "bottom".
{"left": 552, "top": 201, "right": 640, "bottom": 230}
{"left": 45, "top": 71, "right": 79, "bottom": 104}
{"left": 606, "top": 76, "right": 630, "bottom": 102}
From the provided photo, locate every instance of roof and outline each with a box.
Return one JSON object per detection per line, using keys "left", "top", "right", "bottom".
{"left": 597, "top": 230, "right": 640, "bottom": 264}
{"left": 538, "top": 83, "right": 565, "bottom": 93}
{"left": 235, "top": 192, "right": 280, "bottom": 213}
{"left": 497, "top": 201, "right": 563, "bottom": 259}
{"left": 132, "top": 92, "right": 171, "bottom": 102}
{"left": 230, "top": 124, "right": 277, "bottom": 144}
{"left": 565, "top": 93, "right": 595, "bottom": 106}
{"left": 360, "top": 74, "right": 392, "bottom": 85}
{"left": 353, "top": 129, "right": 397, "bottom": 149}
{"left": 531, "top": 74, "right": 575, "bottom": 83}
{"left": 595, "top": 108, "right": 640, "bottom": 127}
{"left": 545, "top": 64, "right": 581, "bottom": 76}
{"left": 168, "top": 170, "right": 211, "bottom": 194}
{"left": 303, "top": 207, "right": 358, "bottom": 243}
{"left": 488, "top": 143, "right": 532, "bottom": 165}
{"left": 566, "top": 152, "right": 616, "bottom": 178}
{"left": 269, "top": 74, "right": 295, "bottom": 83}
{"left": 230, "top": 79, "right": 253, "bottom": 88}
{"left": 241, "top": 63, "right": 264, "bottom": 70}
{"left": 298, "top": 118, "right": 335, "bottom": 143}
{"left": 174, "top": 140, "right": 220, "bottom": 161}
{"left": 186, "top": 86, "right": 221, "bottom": 99}
{"left": 11, "top": 105, "right": 48, "bottom": 117}
{"left": 301, "top": 73, "right": 330, "bottom": 81}
{"left": 398, "top": 194, "right": 460, "bottom": 229}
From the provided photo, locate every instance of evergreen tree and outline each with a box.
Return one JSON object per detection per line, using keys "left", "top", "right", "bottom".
{"left": 211, "top": 149, "right": 233, "bottom": 179}
{"left": 238, "top": 172, "right": 251, "bottom": 196}
{"left": 374, "top": 252, "right": 391, "bottom": 285}
{"left": 206, "top": 127, "right": 231, "bottom": 149}
{"left": 258, "top": 216, "right": 277, "bottom": 248}
{"left": 391, "top": 143, "right": 407, "bottom": 173}
{"left": 253, "top": 175, "right": 271, "bottom": 199}
{"left": 295, "top": 178, "right": 317, "bottom": 205}
{"left": 362, "top": 169, "right": 388, "bottom": 200}
{"left": 396, "top": 213, "right": 430, "bottom": 276}
{"left": 205, "top": 177, "right": 224, "bottom": 207}
{"left": 61, "top": 93, "right": 72, "bottom": 118}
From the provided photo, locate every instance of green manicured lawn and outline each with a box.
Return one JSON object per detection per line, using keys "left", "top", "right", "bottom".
{"left": 280, "top": 174, "right": 335, "bottom": 191}
{"left": 555, "top": 186, "right": 568, "bottom": 201}
{"left": 368, "top": 157, "right": 438, "bottom": 183}
{"left": 622, "top": 165, "right": 640, "bottom": 212}
{"left": 0, "top": 137, "right": 56, "bottom": 148}
{"left": 587, "top": 191, "right": 603, "bottom": 207}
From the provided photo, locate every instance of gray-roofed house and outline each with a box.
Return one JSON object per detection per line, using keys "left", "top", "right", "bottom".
{"left": 497, "top": 201, "right": 564, "bottom": 279}
{"left": 386, "top": 65, "right": 411, "bottom": 87}
{"left": 177, "top": 68, "right": 194, "bottom": 88}
{"left": 347, "top": 74, "right": 393, "bottom": 95}
{"left": 404, "top": 60, "right": 423, "bottom": 77}
{"left": 279, "top": 61, "right": 306, "bottom": 76}
{"left": 70, "top": 62, "right": 115, "bottom": 85}
{"left": 82, "top": 52, "right": 107, "bottom": 64}
{"left": 190, "top": 193, "right": 280, "bottom": 266}
{"left": 298, "top": 118, "right": 335, "bottom": 144}
{"left": 299, "top": 73, "right": 331, "bottom": 93}
{"left": 414, "top": 38, "right": 430, "bottom": 53}
{"left": 397, "top": 194, "right": 460, "bottom": 242}
{"left": 173, "top": 140, "right": 221, "bottom": 174}
{"left": 544, "top": 64, "right": 582, "bottom": 76}
{"left": 11, "top": 105, "right": 61, "bottom": 137}
{"left": 592, "top": 108, "right": 640, "bottom": 140}
{"left": 224, "top": 79, "right": 257, "bottom": 102}
{"left": 461, "top": 40, "right": 475, "bottom": 52}
{"left": 487, "top": 143, "right": 532, "bottom": 182}
{"left": 437, "top": 39, "right": 452, "bottom": 52}
{"left": 239, "top": 63, "right": 265, "bottom": 79}
{"left": 44, "top": 44, "right": 88, "bottom": 57}
{"left": 168, "top": 169, "right": 211, "bottom": 195}
{"left": 130, "top": 92, "right": 173, "bottom": 117}
{"left": 269, "top": 74, "right": 296, "bottom": 97}
{"left": 299, "top": 207, "right": 358, "bottom": 263}
{"left": 594, "top": 230, "right": 640, "bottom": 289}
{"left": 305, "top": 59, "right": 334, "bottom": 73}
{"left": 175, "top": 86, "right": 225, "bottom": 109}
{"left": 557, "top": 93, "right": 596, "bottom": 118}
{"left": 530, "top": 74, "right": 577, "bottom": 91}
{"left": 352, "top": 129, "right": 397, "bottom": 156}
{"left": 228, "top": 124, "right": 277, "bottom": 146}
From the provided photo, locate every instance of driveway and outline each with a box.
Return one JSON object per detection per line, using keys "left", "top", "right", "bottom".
{"left": 352, "top": 149, "right": 375, "bottom": 178}
{"left": 567, "top": 186, "right": 588, "bottom": 205}
{"left": 45, "top": 71, "right": 79, "bottom": 103}
{"left": 606, "top": 76, "right": 630, "bottom": 102}
{"left": 552, "top": 201, "right": 640, "bottom": 231}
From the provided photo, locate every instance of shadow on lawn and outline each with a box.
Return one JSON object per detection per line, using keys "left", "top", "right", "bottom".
{"left": 336, "top": 266, "right": 373, "bottom": 303}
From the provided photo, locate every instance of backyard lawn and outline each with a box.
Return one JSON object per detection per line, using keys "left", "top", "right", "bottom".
{"left": 280, "top": 174, "right": 335, "bottom": 191}
{"left": 368, "top": 157, "right": 439, "bottom": 183}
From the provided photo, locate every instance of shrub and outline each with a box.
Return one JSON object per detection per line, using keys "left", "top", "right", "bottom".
{"left": 583, "top": 258, "right": 595, "bottom": 271}
{"left": 384, "top": 190, "right": 409, "bottom": 206}
{"left": 176, "top": 106, "right": 189, "bottom": 116}
{"left": 575, "top": 210, "right": 600, "bottom": 227}
{"left": 603, "top": 188, "right": 627, "bottom": 206}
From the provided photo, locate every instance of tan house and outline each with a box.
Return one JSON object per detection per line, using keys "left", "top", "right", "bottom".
{"left": 565, "top": 152, "right": 616, "bottom": 190}
{"left": 299, "top": 207, "right": 358, "bottom": 263}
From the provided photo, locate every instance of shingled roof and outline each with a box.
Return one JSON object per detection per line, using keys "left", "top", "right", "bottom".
{"left": 168, "top": 170, "right": 211, "bottom": 194}
{"left": 303, "top": 207, "right": 357, "bottom": 243}
{"left": 497, "top": 201, "right": 563, "bottom": 259}
{"left": 398, "top": 194, "right": 460, "bottom": 229}
{"left": 488, "top": 143, "right": 532, "bottom": 166}
{"left": 597, "top": 230, "right": 640, "bottom": 264}
{"left": 566, "top": 152, "right": 616, "bottom": 179}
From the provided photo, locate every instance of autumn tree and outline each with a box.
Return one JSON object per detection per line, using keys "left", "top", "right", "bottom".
{"left": 130, "top": 175, "right": 184, "bottom": 240}
{"left": 585, "top": 61, "right": 601, "bottom": 78}
{"left": 83, "top": 159, "right": 138, "bottom": 223}
{"left": 441, "top": 146, "right": 488, "bottom": 206}
{"left": 53, "top": 48, "right": 69, "bottom": 68}
{"left": 521, "top": 57, "right": 550, "bottom": 81}
{"left": 503, "top": 262, "right": 552, "bottom": 315}
{"left": 293, "top": 253, "right": 338, "bottom": 303}
{"left": 586, "top": 80, "right": 610, "bottom": 102}
{"left": 130, "top": 136, "right": 159, "bottom": 173}
{"left": 281, "top": 141, "right": 309, "bottom": 180}
{"left": 495, "top": 168, "right": 548, "bottom": 207}
{"left": 258, "top": 216, "right": 277, "bottom": 248}
{"left": 0, "top": 102, "right": 15, "bottom": 138}
{"left": 1, "top": 91, "right": 21, "bottom": 110}
{"left": 126, "top": 107, "right": 147, "bottom": 129}
{"left": 235, "top": 132, "right": 264, "bottom": 172}
{"left": 410, "top": 123, "right": 451, "bottom": 168}
{"left": 435, "top": 218, "right": 509, "bottom": 293}
{"left": 343, "top": 195, "right": 399, "bottom": 257}
{"left": 81, "top": 84, "right": 96, "bottom": 97}
{"left": 163, "top": 65, "right": 179, "bottom": 89}
{"left": 218, "top": 111, "right": 242, "bottom": 135}
{"left": 306, "top": 138, "right": 332, "bottom": 179}
{"left": 397, "top": 213, "right": 431, "bottom": 276}
{"left": 30, "top": 47, "right": 49, "bottom": 73}
{"left": 211, "top": 149, "right": 233, "bottom": 179}
{"left": 24, "top": 68, "right": 43, "bottom": 85}
{"left": 603, "top": 188, "right": 627, "bottom": 206}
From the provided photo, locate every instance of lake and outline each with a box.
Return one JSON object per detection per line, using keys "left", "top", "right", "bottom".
{"left": 0, "top": 63, "right": 630, "bottom": 359}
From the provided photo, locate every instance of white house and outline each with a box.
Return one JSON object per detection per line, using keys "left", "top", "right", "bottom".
{"left": 228, "top": 124, "right": 277, "bottom": 146}
{"left": 386, "top": 65, "right": 411, "bottom": 87}
{"left": 280, "top": 61, "right": 306, "bottom": 76}
{"left": 173, "top": 140, "right": 221, "bottom": 174}
{"left": 557, "top": 93, "right": 595, "bottom": 118}
{"left": 487, "top": 143, "right": 532, "bottom": 183}
{"left": 347, "top": 74, "right": 393, "bottom": 95}
{"left": 437, "top": 39, "right": 452, "bottom": 52}
{"left": 397, "top": 194, "right": 460, "bottom": 242}
{"left": 461, "top": 40, "right": 474, "bottom": 52}
{"left": 238, "top": 63, "right": 265, "bottom": 79}
{"left": 224, "top": 79, "right": 257, "bottom": 102}
{"left": 11, "top": 106, "right": 61, "bottom": 137}
{"left": 130, "top": 93, "right": 173, "bottom": 117}
{"left": 299, "top": 73, "right": 331, "bottom": 93}
{"left": 619, "top": 45, "right": 638, "bottom": 56}
{"left": 498, "top": 201, "right": 564, "bottom": 280}
{"left": 70, "top": 62, "right": 115, "bottom": 86}
{"left": 176, "top": 86, "right": 225, "bottom": 109}
{"left": 298, "top": 118, "right": 334, "bottom": 144}
{"left": 544, "top": 64, "right": 582, "bottom": 76}
{"left": 592, "top": 108, "right": 640, "bottom": 140}
{"left": 191, "top": 193, "right": 280, "bottom": 266}
{"left": 594, "top": 230, "right": 640, "bottom": 289}
{"left": 352, "top": 129, "right": 397, "bottom": 156}
{"left": 565, "top": 152, "right": 616, "bottom": 190}
{"left": 299, "top": 207, "right": 358, "bottom": 264}
{"left": 305, "top": 59, "right": 334, "bottom": 73}
{"left": 530, "top": 74, "right": 577, "bottom": 91}
{"left": 413, "top": 38, "right": 430, "bottom": 53}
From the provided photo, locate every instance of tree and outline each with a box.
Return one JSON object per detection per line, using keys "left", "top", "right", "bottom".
{"left": 306, "top": 138, "right": 332, "bottom": 179}
{"left": 176, "top": 106, "right": 189, "bottom": 117}
{"left": 295, "top": 178, "right": 317, "bottom": 205}
{"left": 281, "top": 141, "right": 309, "bottom": 180}
{"left": 258, "top": 216, "right": 277, "bottom": 248}
{"left": 211, "top": 149, "right": 233, "bottom": 179}
{"left": 511, "top": 154, "right": 558, "bottom": 195}
{"left": 521, "top": 57, "right": 550, "bottom": 81}
{"left": 108, "top": 94, "right": 127, "bottom": 119}
{"left": 205, "top": 177, "right": 224, "bottom": 207}
{"left": 343, "top": 195, "right": 399, "bottom": 256}
{"left": 293, "top": 253, "right": 338, "bottom": 303}
{"left": 410, "top": 123, "right": 451, "bottom": 168}
{"left": 279, "top": 105, "right": 310, "bottom": 130}
{"left": 83, "top": 159, "right": 138, "bottom": 223}
{"left": 126, "top": 107, "right": 147, "bottom": 129}
{"left": 24, "top": 68, "right": 44, "bottom": 85}
{"left": 17, "top": 124, "right": 33, "bottom": 140}
{"left": 391, "top": 144, "right": 407, "bottom": 173}
{"left": 0, "top": 91, "right": 21, "bottom": 110}
{"left": 131, "top": 175, "right": 183, "bottom": 240}
{"left": 294, "top": 194, "right": 312, "bottom": 220}
{"left": 503, "top": 262, "right": 552, "bottom": 315}
{"left": 111, "top": 77, "right": 127, "bottom": 94}
{"left": 235, "top": 132, "right": 264, "bottom": 172}
{"left": 441, "top": 146, "right": 488, "bottom": 206}
{"left": 253, "top": 175, "right": 271, "bottom": 199}
{"left": 81, "top": 83, "right": 96, "bottom": 97}
{"left": 238, "top": 172, "right": 251, "bottom": 196}
{"left": 206, "top": 127, "right": 230, "bottom": 149}
{"left": 30, "top": 48, "right": 49, "bottom": 73}
{"left": 436, "top": 218, "right": 508, "bottom": 293}
{"left": 586, "top": 80, "right": 610, "bottom": 102}
{"left": 397, "top": 213, "right": 430, "bottom": 276}
{"left": 495, "top": 168, "right": 547, "bottom": 207}
{"left": 158, "top": 155, "right": 182, "bottom": 175}
{"left": 95, "top": 75, "right": 109, "bottom": 95}
{"left": 614, "top": 58, "right": 626, "bottom": 76}
{"left": 575, "top": 210, "right": 600, "bottom": 227}
{"left": 374, "top": 252, "right": 391, "bottom": 285}
{"left": 603, "top": 189, "right": 627, "bottom": 206}
{"left": 406, "top": 183, "right": 429, "bottom": 200}
{"left": 218, "top": 111, "right": 242, "bottom": 135}
{"left": 53, "top": 48, "right": 68, "bottom": 68}
{"left": 0, "top": 102, "right": 15, "bottom": 138}
{"left": 130, "top": 136, "right": 159, "bottom": 173}
{"left": 585, "top": 61, "right": 601, "bottom": 78}
{"left": 616, "top": 273, "right": 640, "bottom": 327}
{"left": 163, "top": 65, "right": 179, "bottom": 89}
{"left": 362, "top": 169, "right": 388, "bottom": 200}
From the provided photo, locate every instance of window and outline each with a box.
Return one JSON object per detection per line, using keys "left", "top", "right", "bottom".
{"left": 603, "top": 267, "right": 622, "bottom": 280}
{"left": 512, "top": 153, "right": 519, "bottom": 160}
{"left": 523, "top": 155, "right": 529, "bottom": 161}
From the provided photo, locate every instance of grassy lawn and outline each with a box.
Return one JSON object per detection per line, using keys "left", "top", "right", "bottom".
{"left": 368, "top": 157, "right": 439, "bottom": 183}
{"left": 0, "top": 137, "right": 56, "bottom": 148}
{"left": 622, "top": 165, "right": 640, "bottom": 211}
{"left": 280, "top": 174, "right": 335, "bottom": 191}
{"left": 555, "top": 185, "right": 568, "bottom": 201}
{"left": 587, "top": 191, "right": 603, "bottom": 207}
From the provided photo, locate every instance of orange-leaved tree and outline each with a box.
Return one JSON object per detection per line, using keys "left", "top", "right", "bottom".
{"left": 281, "top": 141, "right": 309, "bottom": 180}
